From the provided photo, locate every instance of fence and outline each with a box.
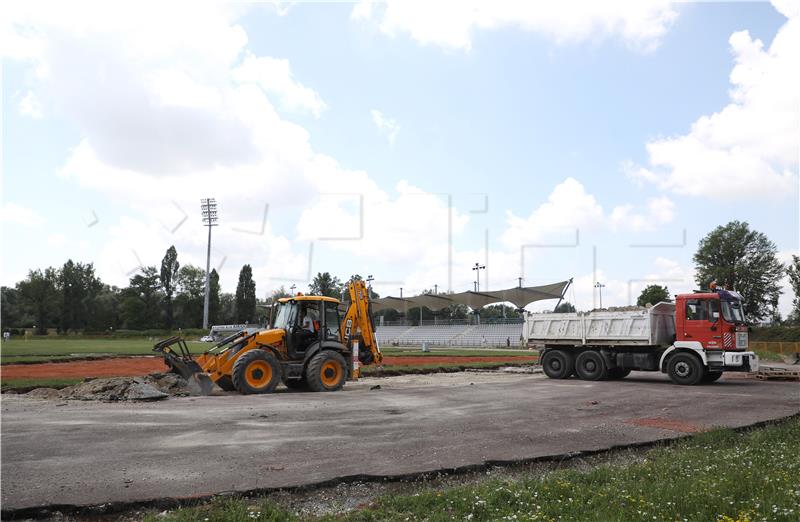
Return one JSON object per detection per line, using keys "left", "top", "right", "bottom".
{"left": 750, "top": 341, "right": 800, "bottom": 355}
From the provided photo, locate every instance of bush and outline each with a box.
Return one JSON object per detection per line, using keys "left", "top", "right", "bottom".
{"left": 750, "top": 325, "right": 800, "bottom": 342}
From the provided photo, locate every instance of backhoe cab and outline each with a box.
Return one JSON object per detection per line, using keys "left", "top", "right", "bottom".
{"left": 154, "top": 280, "right": 382, "bottom": 394}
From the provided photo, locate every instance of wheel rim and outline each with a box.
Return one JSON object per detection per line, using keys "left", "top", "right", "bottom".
{"left": 320, "top": 360, "right": 342, "bottom": 387}
{"left": 584, "top": 359, "right": 597, "bottom": 372}
{"left": 245, "top": 360, "right": 272, "bottom": 388}
{"left": 549, "top": 358, "right": 562, "bottom": 371}
{"left": 674, "top": 361, "right": 691, "bottom": 378}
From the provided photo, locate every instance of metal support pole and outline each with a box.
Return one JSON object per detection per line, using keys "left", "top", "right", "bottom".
{"left": 203, "top": 223, "right": 212, "bottom": 329}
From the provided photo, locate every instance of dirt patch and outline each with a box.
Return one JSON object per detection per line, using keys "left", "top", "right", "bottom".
{"left": 626, "top": 417, "right": 708, "bottom": 433}
{"left": 1, "top": 355, "right": 537, "bottom": 381}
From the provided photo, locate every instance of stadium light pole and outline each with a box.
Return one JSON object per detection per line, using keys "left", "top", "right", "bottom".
{"left": 472, "top": 262, "right": 485, "bottom": 292}
{"left": 201, "top": 198, "right": 218, "bottom": 330}
{"left": 595, "top": 281, "right": 605, "bottom": 309}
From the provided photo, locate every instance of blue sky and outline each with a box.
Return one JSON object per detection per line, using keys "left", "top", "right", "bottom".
{"left": 2, "top": 0, "right": 798, "bottom": 314}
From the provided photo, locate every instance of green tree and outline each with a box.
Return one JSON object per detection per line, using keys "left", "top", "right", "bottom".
{"left": 208, "top": 269, "right": 221, "bottom": 325}
{"left": 58, "top": 260, "right": 103, "bottom": 332}
{"left": 120, "top": 266, "right": 162, "bottom": 330}
{"left": 308, "top": 272, "right": 342, "bottom": 298}
{"left": 17, "top": 268, "right": 60, "bottom": 334}
{"left": 235, "top": 264, "right": 257, "bottom": 323}
{"left": 1, "top": 286, "right": 29, "bottom": 328}
{"left": 787, "top": 255, "right": 800, "bottom": 324}
{"left": 693, "top": 221, "right": 784, "bottom": 321}
{"left": 554, "top": 301, "right": 576, "bottom": 313}
{"left": 87, "top": 285, "right": 121, "bottom": 332}
{"left": 636, "top": 285, "right": 671, "bottom": 307}
{"left": 174, "top": 265, "right": 206, "bottom": 328}
{"left": 219, "top": 293, "right": 237, "bottom": 324}
{"left": 160, "top": 246, "right": 180, "bottom": 329}
{"left": 480, "top": 304, "right": 522, "bottom": 320}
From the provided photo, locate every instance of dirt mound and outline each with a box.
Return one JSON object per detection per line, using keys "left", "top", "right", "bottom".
{"left": 25, "top": 373, "right": 193, "bottom": 402}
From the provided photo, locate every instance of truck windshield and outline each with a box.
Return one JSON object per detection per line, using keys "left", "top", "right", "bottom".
{"left": 273, "top": 302, "right": 297, "bottom": 329}
{"left": 721, "top": 300, "right": 745, "bottom": 323}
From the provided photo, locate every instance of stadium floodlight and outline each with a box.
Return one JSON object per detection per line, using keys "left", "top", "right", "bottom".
{"left": 201, "top": 198, "right": 219, "bottom": 330}
{"left": 472, "top": 262, "right": 486, "bottom": 292}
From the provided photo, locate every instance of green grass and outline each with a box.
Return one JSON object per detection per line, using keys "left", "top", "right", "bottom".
{"left": 0, "top": 338, "right": 207, "bottom": 361}
{"left": 754, "top": 350, "right": 787, "bottom": 362}
{"left": 381, "top": 347, "right": 533, "bottom": 357}
{"left": 144, "top": 417, "right": 800, "bottom": 522}
{"left": 0, "top": 377, "right": 84, "bottom": 391}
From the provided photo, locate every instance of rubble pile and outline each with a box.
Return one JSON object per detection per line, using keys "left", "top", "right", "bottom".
{"left": 25, "top": 373, "right": 193, "bottom": 402}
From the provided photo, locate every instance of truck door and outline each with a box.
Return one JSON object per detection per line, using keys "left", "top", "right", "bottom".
{"left": 682, "top": 298, "right": 715, "bottom": 348}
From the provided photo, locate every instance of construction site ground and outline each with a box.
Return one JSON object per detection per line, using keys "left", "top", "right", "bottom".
{"left": 2, "top": 370, "right": 798, "bottom": 516}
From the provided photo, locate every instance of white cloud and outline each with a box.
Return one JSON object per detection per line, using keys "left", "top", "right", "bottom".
{"left": 233, "top": 54, "right": 326, "bottom": 117}
{"left": 1, "top": 202, "right": 46, "bottom": 227}
{"left": 18, "top": 90, "right": 43, "bottom": 118}
{"left": 370, "top": 109, "right": 400, "bottom": 144}
{"left": 352, "top": 0, "right": 677, "bottom": 51}
{"left": 501, "top": 178, "right": 674, "bottom": 248}
{"left": 630, "top": 2, "right": 799, "bottom": 199}
{"left": 47, "top": 234, "right": 67, "bottom": 247}
{"left": 609, "top": 196, "right": 674, "bottom": 232}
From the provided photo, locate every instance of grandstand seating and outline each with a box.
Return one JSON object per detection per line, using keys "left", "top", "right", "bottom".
{"left": 376, "top": 322, "right": 524, "bottom": 347}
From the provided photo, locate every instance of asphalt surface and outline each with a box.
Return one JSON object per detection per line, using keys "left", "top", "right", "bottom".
{"left": 2, "top": 372, "right": 798, "bottom": 513}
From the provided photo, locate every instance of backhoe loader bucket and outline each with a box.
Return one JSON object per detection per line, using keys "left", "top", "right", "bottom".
{"left": 152, "top": 336, "right": 214, "bottom": 395}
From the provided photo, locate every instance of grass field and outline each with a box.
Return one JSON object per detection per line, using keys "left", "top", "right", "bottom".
{"left": 144, "top": 416, "right": 800, "bottom": 522}
{"left": 0, "top": 338, "right": 530, "bottom": 363}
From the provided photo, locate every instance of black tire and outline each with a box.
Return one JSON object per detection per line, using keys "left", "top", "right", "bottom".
{"left": 702, "top": 371, "right": 723, "bottom": 383}
{"left": 575, "top": 350, "right": 608, "bottom": 381}
{"left": 306, "top": 351, "right": 348, "bottom": 392}
{"left": 215, "top": 375, "right": 236, "bottom": 391}
{"left": 231, "top": 350, "right": 281, "bottom": 394}
{"left": 667, "top": 352, "right": 704, "bottom": 385}
{"left": 283, "top": 377, "right": 308, "bottom": 391}
{"left": 541, "top": 349, "right": 574, "bottom": 379}
{"left": 608, "top": 368, "right": 632, "bottom": 380}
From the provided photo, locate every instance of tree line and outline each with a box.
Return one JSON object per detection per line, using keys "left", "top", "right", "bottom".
{"left": 2, "top": 221, "right": 799, "bottom": 333}
{"left": 1, "top": 246, "right": 261, "bottom": 334}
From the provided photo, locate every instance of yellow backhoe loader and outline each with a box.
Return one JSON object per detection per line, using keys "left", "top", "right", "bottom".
{"left": 153, "top": 280, "right": 382, "bottom": 394}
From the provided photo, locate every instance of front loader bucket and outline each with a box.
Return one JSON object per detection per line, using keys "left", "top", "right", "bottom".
{"left": 153, "top": 336, "right": 213, "bottom": 395}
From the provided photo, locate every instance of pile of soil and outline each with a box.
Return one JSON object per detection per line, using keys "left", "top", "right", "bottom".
{"left": 25, "top": 373, "right": 193, "bottom": 402}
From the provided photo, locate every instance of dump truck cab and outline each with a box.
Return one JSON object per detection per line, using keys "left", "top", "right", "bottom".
{"left": 675, "top": 290, "right": 749, "bottom": 351}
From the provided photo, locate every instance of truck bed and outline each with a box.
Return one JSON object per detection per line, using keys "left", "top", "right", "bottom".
{"left": 525, "top": 302, "right": 676, "bottom": 347}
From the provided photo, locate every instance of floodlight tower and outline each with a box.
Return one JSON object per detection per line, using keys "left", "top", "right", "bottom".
{"left": 472, "top": 262, "right": 486, "bottom": 292}
{"left": 594, "top": 281, "right": 606, "bottom": 309}
{"left": 201, "top": 198, "right": 218, "bottom": 329}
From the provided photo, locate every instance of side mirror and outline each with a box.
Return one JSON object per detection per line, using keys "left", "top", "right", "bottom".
{"left": 711, "top": 311, "right": 719, "bottom": 322}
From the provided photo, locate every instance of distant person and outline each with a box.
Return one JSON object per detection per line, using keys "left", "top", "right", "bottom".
{"left": 3, "top": 331, "right": 9, "bottom": 342}
{"left": 481, "top": 335, "right": 487, "bottom": 347}
{"left": 506, "top": 336, "right": 510, "bottom": 347}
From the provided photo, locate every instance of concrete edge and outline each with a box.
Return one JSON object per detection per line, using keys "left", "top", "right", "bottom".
{"left": 3, "top": 412, "right": 798, "bottom": 520}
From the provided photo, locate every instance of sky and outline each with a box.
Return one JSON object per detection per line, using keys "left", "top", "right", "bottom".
{"left": 1, "top": 0, "right": 798, "bottom": 315}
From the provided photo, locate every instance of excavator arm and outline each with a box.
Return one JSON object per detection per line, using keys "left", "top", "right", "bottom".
{"left": 341, "top": 279, "right": 383, "bottom": 370}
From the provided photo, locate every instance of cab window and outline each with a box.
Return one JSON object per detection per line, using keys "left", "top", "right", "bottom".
{"left": 685, "top": 299, "right": 708, "bottom": 321}
{"left": 324, "top": 302, "right": 341, "bottom": 340}
{"left": 708, "top": 299, "right": 720, "bottom": 321}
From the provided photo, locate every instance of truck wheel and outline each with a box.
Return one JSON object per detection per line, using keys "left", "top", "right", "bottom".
{"left": 667, "top": 353, "right": 703, "bottom": 385}
{"left": 702, "top": 371, "right": 723, "bottom": 383}
{"left": 231, "top": 350, "right": 281, "bottom": 394}
{"left": 541, "top": 350, "right": 574, "bottom": 379}
{"left": 608, "top": 368, "right": 631, "bottom": 380}
{"left": 306, "top": 351, "right": 347, "bottom": 392}
{"left": 215, "top": 375, "right": 236, "bottom": 392}
{"left": 575, "top": 351, "right": 608, "bottom": 381}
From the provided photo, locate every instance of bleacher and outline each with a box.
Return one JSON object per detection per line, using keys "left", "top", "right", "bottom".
{"left": 376, "top": 322, "right": 525, "bottom": 347}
